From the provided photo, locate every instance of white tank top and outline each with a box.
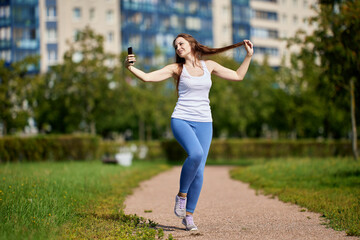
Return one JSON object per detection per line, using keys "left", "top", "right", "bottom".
{"left": 171, "top": 60, "right": 212, "bottom": 122}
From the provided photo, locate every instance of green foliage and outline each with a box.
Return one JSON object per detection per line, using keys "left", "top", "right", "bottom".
{"left": 1, "top": 20, "right": 356, "bottom": 140}
{"left": 162, "top": 139, "right": 358, "bottom": 163}
{"left": 2, "top": 135, "right": 358, "bottom": 164}
{"left": 0, "top": 135, "right": 100, "bottom": 162}
{"left": 161, "top": 139, "right": 186, "bottom": 163}
{"left": 230, "top": 157, "right": 360, "bottom": 236}
{"left": 0, "top": 56, "right": 40, "bottom": 135}
{"left": 99, "top": 140, "right": 165, "bottom": 160}
{"left": 287, "top": 0, "right": 360, "bottom": 142}
{"left": 209, "top": 55, "right": 277, "bottom": 138}
{"left": 35, "top": 27, "right": 121, "bottom": 135}
{"left": 0, "top": 161, "right": 170, "bottom": 240}
{"left": 34, "top": 26, "right": 176, "bottom": 139}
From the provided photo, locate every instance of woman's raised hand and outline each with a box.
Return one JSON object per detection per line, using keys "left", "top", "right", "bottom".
{"left": 243, "top": 40, "right": 254, "bottom": 57}
{"left": 125, "top": 54, "right": 136, "bottom": 68}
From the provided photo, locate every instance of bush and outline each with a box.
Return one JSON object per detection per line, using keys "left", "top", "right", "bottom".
{"left": 99, "top": 140, "right": 165, "bottom": 161}
{"left": 161, "top": 139, "right": 186, "bottom": 163}
{"left": 0, "top": 135, "right": 100, "bottom": 162}
{"left": 161, "top": 139, "right": 358, "bottom": 163}
{"left": 1, "top": 136, "right": 356, "bottom": 163}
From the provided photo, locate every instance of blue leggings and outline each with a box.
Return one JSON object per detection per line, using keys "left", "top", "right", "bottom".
{"left": 171, "top": 118, "right": 213, "bottom": 213}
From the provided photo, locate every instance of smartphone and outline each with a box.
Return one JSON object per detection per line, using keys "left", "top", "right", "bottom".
{"left": 128, "top": 47, "right": 133, "bottom": 63}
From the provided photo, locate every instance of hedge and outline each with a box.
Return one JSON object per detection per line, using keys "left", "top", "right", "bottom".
{"left": 161, "top": 139, "right": 358, "bottom": 163}
{"left": 99, "top": 140, "right": 165, "bottom": 161}
{"left": 0, "top": 135, "right": 100, "bottom": 162}
{"left": 1, "top": 136, "right": 358, "bottom": 163}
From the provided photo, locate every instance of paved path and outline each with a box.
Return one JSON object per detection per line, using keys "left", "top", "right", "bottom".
{"left": 124, "top": 166, "right": 357, "bottom": 240}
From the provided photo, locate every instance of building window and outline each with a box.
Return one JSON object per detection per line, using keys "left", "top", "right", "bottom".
{"left": 254, "top": 46, "right": 279, "bottom": 56}
{"left": 0, "top": 27, "right": 11, "bottom": 40}
{"left": 0, "top": 6, "right": 10, "bottom": 18}
{"left": 1, "top": 50, "right": 11, "bottom": 61}
{"left": 293, "top": 0, "right": 298, "bottom": 7}
{"left": 282, "top": 14, "right": 287, "bottom": 23}
{"left": 170, "top": 15, "right": 179, "bottom": 29}
{"left": 48, "top": 50, "right": 57, "bottom": 65}
{"left": 129, "top": 35, "right": 141, "bottom": 49}
{"left": 293, "top": 15, "right": 298, "bottom": 24}
{"left": 185, "top": 17, "right": 201, "bottom": 31}
{"left": 107, "top": 31, "right": 114, "bottom": 43}
{"left": 188, "top": 2, "right": 198, "bottom": 14}
{"left": 73, "top": 8, "right": 81, "bottom": 21}
{"left": 132, "top": 12, "right": 142, "bottom": 24}
{"left": 89, "top": 8, "right": 95, "bottom": 21}
{"left": 222, "top": 6, "right": 229, "bottom": 16}
{"left": 252, "top": 0, "right": 277, "bottom": 2}
{"left": 46, "top": 6, "right": 56, "bottom": 20}
{"left": 223, "top": 25, "right": 229, "bottom": 36}
{"left": 174, "top": 1, "right": 185, "bottom": 12}
{"left": 73, "top": 29, "right": 80, "bottom": 41}
{"left": 304, "top": 0, "right": 308, "bottom": 8}
{"left": 237, "top": 26, "right": 247, "bottom": 38}
{"left": 252, "top": 10, "right": 278, "bottom": 21}
{"left": 252, "top": 27, "right": 278, "bottom": 39}
{"left": 47, "top": 28, "right": 57, "bottom": 42}
{"left": 106, "top": 10, "right": 114, "bottom": 24}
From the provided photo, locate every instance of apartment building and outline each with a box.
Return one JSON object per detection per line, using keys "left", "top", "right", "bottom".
{"left": 41, "top": 0, "right": 215, "bottom": 71}
{"left": 250, "top": 0, "right": 317, "bottom": 66}
{"left": 212, "top": 0, "right": 251, "bottom": 61}
{"left": 0, "top": 0, "right": 39, "bottom": 69}
{"left": 121, "top": 0, "right": 214, "bottom": 67}
{"left": 39, "top": 0, "right": 121, "bottom": 72}
{"left": 0, "top": 0, "right": 316, "bottom": 72}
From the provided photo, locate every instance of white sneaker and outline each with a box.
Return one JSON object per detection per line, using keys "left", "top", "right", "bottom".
{"left": 182, "top": 215, "right": 198, "bottom": 231}
{"left": 174, "top": 195, "right": 187, "bottom": 218}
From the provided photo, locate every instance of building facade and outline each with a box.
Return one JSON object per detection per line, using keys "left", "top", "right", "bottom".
{"left": 39, "top": 0, "right": 121, "bottom": 72}
{"left": 0, "top": 0, "right": 39, "bottom": 68}
{"left": 0, "top": 0, "right": 316, "bottom": 72}
{"left": 250, "top": 0, "right": 316, "bottom": 66}
{"left": 121, "top": 0, "right": 213, "bottom": 68}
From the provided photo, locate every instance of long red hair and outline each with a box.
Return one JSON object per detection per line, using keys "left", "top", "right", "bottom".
{"left": 172, "top": 33, "right": 245, "bottom": 93}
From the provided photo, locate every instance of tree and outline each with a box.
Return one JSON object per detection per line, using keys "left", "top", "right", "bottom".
{"left": 209, "top": 55, "right": 276, "bottom": 138}
{"left": 289, "top": 0, "right": 360, "bottom": 159}
{"left": 35, "top": 27, "right": 119, "bottom": 135}
{"left": 0, "top": 56, "right": 39, "bottom": 135}
{"left": 271, "top": 52, "right": 328, "bottom": 139}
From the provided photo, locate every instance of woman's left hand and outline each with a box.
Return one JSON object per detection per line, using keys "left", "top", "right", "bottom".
{"left": 243, "top": 40, "right": 254, "bottom": 57}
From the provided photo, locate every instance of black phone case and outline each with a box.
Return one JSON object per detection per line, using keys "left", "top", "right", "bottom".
{"left": 128, "top": 47, "right": 133, "bottom": 63}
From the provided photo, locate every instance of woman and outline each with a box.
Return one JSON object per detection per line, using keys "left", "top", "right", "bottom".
{"left": 125, "top": 33, "right": 253, "bottom": 231}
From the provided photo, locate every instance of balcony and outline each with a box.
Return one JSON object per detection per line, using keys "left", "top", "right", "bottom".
{"left": 16, "top": 39, "right": 38, "bottom": 49}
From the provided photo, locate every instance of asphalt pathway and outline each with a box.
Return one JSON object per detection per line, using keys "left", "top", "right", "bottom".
{"left": 124, "top": 166, "right": 357, "bottom": 240}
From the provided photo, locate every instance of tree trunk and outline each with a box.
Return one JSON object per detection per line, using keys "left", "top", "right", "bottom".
{"left": 90, "top": 121, "right": 96, "bottom": 135}
{"left": 2, "top": 120, "right": 6, "bottom": 136}
{"left": 139, "top": 118, "right": 145, "bottom": 142}
{"left": 146, "top": 125, "right": 152, "bottom": 141}
{"left": 350, "top": 77, "right": 358, "bottom": 161}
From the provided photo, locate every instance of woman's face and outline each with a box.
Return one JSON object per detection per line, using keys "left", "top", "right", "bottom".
{"left": 174, "top": 37, "right": 192, "bottom": 58}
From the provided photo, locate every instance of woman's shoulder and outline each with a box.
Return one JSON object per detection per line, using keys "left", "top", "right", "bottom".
{"left": 166, "top": 63, "right": 179, "bottom": 69}
{"left": 203, "top": 59, "right": 217, "bottom": 72}
{"left": 163, "top": 63, "right": 179, "bottom": 72}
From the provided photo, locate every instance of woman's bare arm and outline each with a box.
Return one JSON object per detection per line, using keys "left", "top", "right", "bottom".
{"left": 127, "top": 64, "right": 177, "bottom": 82}
{"left": 206, "top": 40, "right": 253, "bottom": 81}
{"left": 125, "top": 53, "right": 177, "bottom": 82}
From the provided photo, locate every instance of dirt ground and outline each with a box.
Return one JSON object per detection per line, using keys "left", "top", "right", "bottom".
{"left": 124, "top": 166, "right": 358, "bottom": 240}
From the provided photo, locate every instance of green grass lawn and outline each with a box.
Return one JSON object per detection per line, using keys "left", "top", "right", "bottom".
{"left": 230, "top": 157, "right": 360, "bottom": 236}
{"left": 0, "top": 160, "right": 171, "bottom": 240}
